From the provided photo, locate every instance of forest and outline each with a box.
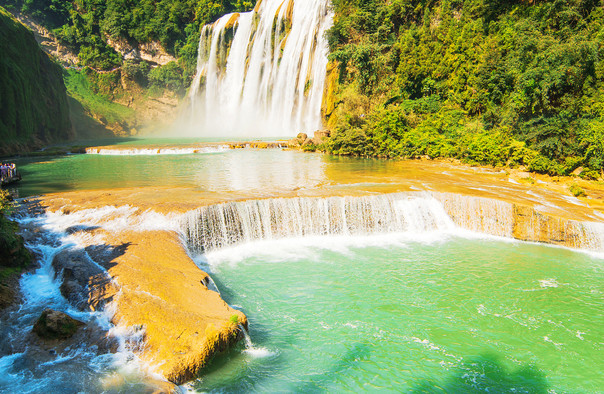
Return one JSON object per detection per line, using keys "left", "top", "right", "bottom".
{"left": 0, "top": 0, "right": 253, "bottom": 89}
{"left": 324, "top": 0, "right": 604, "bottom": 178}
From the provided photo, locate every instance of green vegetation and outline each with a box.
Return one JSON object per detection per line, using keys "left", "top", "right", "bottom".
{"left": 324, "top": 0, "right": 604, "bottom": 178}
{"left": 64, "top": 68, "right": 134, "bottom": 125}
{"left": 0, "top": 6, "right": 72, "bottom": 155}
{"left": 0, "top": 190, "right": 31, "bottom": 281}
{"left": 569, "top": 184, "right": 587, "bottom": 197}
{"left": 1, "top": 0, "right": 253, "bottom": 75}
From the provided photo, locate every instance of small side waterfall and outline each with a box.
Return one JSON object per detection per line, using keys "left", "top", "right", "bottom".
{"left": 180, "top": 193, "right": 604, "bottom": 254}
{"left": 238, "top": 324, "right": 253, "bottom": 349}
{"left": 188, "top": 0, "right": 333, "bottom": 137}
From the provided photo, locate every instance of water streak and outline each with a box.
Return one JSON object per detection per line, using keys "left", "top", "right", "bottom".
{"left": 189, "top": 0, "right": 333, "bottom": 137}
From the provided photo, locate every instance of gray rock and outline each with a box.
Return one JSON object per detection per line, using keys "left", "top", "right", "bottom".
{"left": 52, "top": 248, "right": 106, "bottom": 310}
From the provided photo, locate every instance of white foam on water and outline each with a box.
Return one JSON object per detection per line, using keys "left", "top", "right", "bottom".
{"left": 243, "top": 346, "right": 277, "bottom": 359}
{"left": 86, "top": 146, "right": 228, "bottom": 155}
{"left": 237, "top": 324, "right": 277, "bottom": 359}
{"left": 43, "top": 205, "right": 179, "bottom": 238}
{"left": 202, "top": 231, "right": 447, "bottom": 268}
{"left": 1, "top": 209, "right": 176, "bottom": 392}
{"left": 539, "top": 279, "right": 560, "bottom": 288}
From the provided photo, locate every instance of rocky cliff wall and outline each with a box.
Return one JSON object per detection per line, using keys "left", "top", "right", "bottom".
{"left": 0, "top": 6, "right": 72, "bottom": 156}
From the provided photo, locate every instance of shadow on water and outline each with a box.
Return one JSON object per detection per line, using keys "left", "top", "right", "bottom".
{"left": 291, "top": 342, "right": 373, "bottom": 393}
{"left": 411, "top": 353, "right": 549, "bottom": 393}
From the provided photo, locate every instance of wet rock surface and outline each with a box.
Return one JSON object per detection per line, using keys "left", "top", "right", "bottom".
{"left": 33, "top": 309, "right": 85, "bottom": 340}
{"left": 52, "top": 248, "right": 117, "bottom": 311}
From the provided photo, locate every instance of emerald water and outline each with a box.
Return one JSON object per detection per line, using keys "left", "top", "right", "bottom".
{"left": 3, "top": 146, "right": 604, "bottom": 392}
{"left": 194, "top": 235, "right": 603, "bottom": 392}
{"left": 10, "top": 149, "right": 326, "bottom": 197}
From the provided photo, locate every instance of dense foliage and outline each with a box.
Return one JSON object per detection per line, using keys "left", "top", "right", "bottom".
{"left": 1, "top": 0, "right": 252, "bottom": 74}
{"left": 0, "top": 6, "right": 72, "bottom": 155}
{"left": 0, "top": 190, "right": 30, "bottom": 275}
{"left": 325, "top": 0, "right": 604, "bottom": 178}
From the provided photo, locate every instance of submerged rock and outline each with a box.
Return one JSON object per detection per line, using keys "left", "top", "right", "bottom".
{"left": 33, "top": 309, "right": 85, "bottom": 340}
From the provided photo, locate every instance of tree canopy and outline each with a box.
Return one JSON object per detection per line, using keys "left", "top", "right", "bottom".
{"left": 325, "top": 0, "right": 604, "bottom": 178}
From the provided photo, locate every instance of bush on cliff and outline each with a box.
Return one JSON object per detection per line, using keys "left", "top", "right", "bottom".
{"left": 1, "top": 0, "right": 254, "bottom": 75}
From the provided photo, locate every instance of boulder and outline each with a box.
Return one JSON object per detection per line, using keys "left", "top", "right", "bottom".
{"left": 572, "top": 167, "right": 584, "bottom": 176}
{"left": 312, "top": 130, "right": 330, "bottom": 145}
{"left": 0, "top": 283, "right": 16, "bottom": 310}
{"left": 33, "top": 309, "right": 85, "bottom": 340}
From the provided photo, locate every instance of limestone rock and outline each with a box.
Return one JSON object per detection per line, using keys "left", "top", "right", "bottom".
{"left": 312, "top": 130, "right": 330, "bottom": 145}
{"left": 33, "top": 309, "right": 85, "bottom": 340}
{"left": 288, "top": 133, "right": 310, "bottom": 148}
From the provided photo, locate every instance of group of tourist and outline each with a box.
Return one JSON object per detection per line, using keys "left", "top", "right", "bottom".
{"left": 0, "top": 163, "right": 17, "bottom": 183}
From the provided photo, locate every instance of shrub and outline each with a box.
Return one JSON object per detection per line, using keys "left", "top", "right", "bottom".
{"left": 569, "top": 184, "right": 586, "bottom": 197}
{"left": 148, "top": 62, "right": 188, "bottom": 95}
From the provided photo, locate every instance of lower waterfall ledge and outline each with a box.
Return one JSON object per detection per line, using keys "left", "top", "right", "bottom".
{"left": 434, "top": 192, "right": 604, "bottom": 252}
{"left": 179, "top": 192, "right": 604, "bottom": 255}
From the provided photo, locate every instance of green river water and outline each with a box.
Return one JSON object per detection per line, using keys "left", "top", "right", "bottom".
{"left": 4, "top": 146, "right": 604, "bottom": 392}
{"left": 193, "top": 235, "right": 603, "bottom": 393}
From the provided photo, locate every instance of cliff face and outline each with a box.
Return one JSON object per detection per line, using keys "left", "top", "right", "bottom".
{"left": 0, "top": 6, "right": 72, "bottom": 156}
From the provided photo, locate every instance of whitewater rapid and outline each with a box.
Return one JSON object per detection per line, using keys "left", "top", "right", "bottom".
{"left": 3, "top": 190, "right": 604, "bottom": 391}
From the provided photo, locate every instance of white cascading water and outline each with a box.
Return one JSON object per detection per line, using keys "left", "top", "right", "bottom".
{"left": 189, "top": 0, "right": 333, "bottom": 137}
{"left": 180, "top": 192, "right": 604, "bottom": 254}
{"left": 180, "top": 193, "right": 457, "bottom": 253}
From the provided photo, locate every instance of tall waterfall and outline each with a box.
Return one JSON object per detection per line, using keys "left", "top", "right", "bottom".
{"left": 180, "top": 193, "right": 604, "bottom": 253}
{"left": 188, "top": 0, "right": 333, "bottom": 137}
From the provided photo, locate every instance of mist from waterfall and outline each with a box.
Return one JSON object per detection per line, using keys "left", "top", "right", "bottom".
{"left": 187, "top": 0, "right": 333, "bottom": 137}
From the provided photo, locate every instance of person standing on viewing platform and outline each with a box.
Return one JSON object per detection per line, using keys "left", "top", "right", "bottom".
{"left": 0, "top": 163, "right": 19, "bottom": 184}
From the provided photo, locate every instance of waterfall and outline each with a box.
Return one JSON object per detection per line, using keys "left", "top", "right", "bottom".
{"left": 180, "top": 193, "right": 456, "bottom": 253}
{"left": 188, "top": 0, "right": 333, "bottom": 137}
{"left": 180, "top": 193, "right": 604, "bottom": 254}
{"left": 238, "top": 324, "right": 253, "bottom": 348}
